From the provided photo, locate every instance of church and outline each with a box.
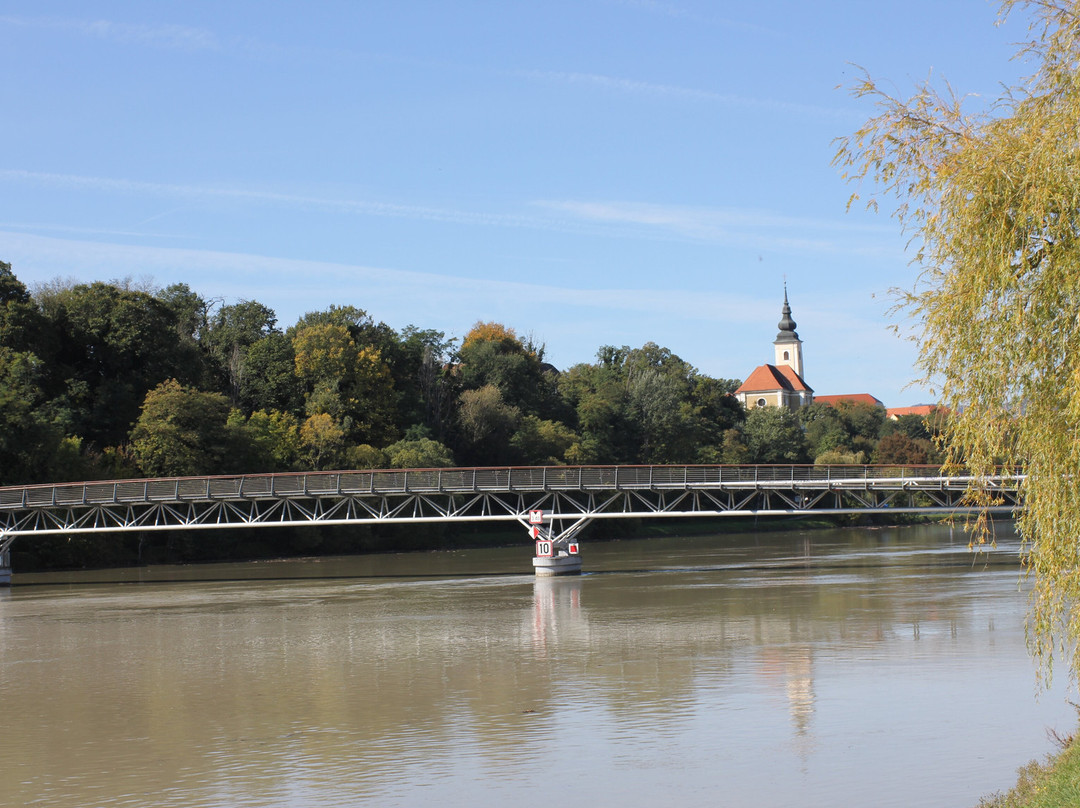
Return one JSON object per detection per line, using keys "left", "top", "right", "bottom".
{"left": 734, "top": 289, "right": 815, "bottom": 410}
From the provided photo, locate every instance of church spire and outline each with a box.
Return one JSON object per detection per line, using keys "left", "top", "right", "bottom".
{"left": 773, "top": 284, "right": 805, "bottom": 379}
{"left": 776, "top": 283, "right": 799, "bottom": 340}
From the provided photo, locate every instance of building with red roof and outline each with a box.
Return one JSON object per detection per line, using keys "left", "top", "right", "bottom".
{"left": 735, "top": 289, "right": 815, "bottom": 410}
{"left": 734, "top": 290, "right": 894, "bottom": 413}
{"left": 886, "top": 404, "right": 938, "bottom": 420}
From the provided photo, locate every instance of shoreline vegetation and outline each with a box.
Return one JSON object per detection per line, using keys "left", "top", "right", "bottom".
{"left": 978, "top": 717, "right": 1080, "bottom": 808}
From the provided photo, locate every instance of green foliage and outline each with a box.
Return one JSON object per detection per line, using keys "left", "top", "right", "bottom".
{"left": 455, "top": 384, "right": 520, "bottom": 465}
{"left": 0, "top": 348, "right": 65, "bottom": 483}
{"left": 130, "top": 380, "right": 237, "bottom": 476}
{"left": 977, "top": 732, "right": 1080, "bottom": 808}
{"left": 43, "top": 281, "right": 199, "bottom": 446}
{"left": 510, "top": 415, "right": 577, "bottom": 464}
{"left": 814, "top": 448, "right": 868, "bottom": 465}
{"left": 383, "top": 437, "right": 455, "bottom": 468}
{"left": 348, "top": 444, "right": 388, "bottom": 469}
{"left": 742, "top": 406, "right": 809, "bottom": 464}
{"left": 202, "top": 300, "right": 277, "bottom": 401}
{"left": 238, "top": 333, "right": 302, "bottom": 414}
{"left": 835, "top": 0, "right": 1080, "bottom": 681}
{"left": 800, "top": 401, "right": 886, "bottom": 461}
{"left": 232, "top": 409, "right": 302, "bottom": 470}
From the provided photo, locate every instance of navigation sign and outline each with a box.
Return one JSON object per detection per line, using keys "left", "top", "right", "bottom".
{"left": 530, "top": 525, "right": 542, "bottom": 539}
{"left": 568, "top": 543, "right": 579, "bottom": 555}
{"left": 528, "top": 510, "right": 545, "bottom": 524}
{"left": 535, "top": 540, "right": 553, "bottom": 557}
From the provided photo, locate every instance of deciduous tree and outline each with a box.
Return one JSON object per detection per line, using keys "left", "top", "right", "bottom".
{"left": 835, "top": 0, "right": 1080, "bottom": 681}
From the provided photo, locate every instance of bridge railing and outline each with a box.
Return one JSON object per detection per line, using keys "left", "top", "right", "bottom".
{"left": 0, "top": 464, "right": 1023, "bottom": 512}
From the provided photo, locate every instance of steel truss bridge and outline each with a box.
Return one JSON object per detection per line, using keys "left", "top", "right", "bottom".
{"left": 0, "top": 464, "right": 1022, "bottom": 579}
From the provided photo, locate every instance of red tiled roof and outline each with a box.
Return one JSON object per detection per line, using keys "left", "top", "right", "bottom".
{"left": 886, "top": 404, "right": 938, "bottom": 419}
{"left": 735, "top": 364, "right": 813, "bottom": 394}
{"left": 815, "top": 393, "right": 884, "bottom": 408}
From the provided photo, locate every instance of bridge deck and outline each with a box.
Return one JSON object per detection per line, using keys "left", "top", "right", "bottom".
{"left": 0, "top": 464, "right": 1021, "bottom": 540}
{"left": 0, "top": 464, "right": 1020, "bottom": 508}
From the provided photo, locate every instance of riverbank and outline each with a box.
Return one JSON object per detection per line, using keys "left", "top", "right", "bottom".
{"left": 979, "top": 727, "right": 1080, "bottom": 807}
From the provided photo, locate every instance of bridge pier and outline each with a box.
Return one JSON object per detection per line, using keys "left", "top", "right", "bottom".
{"left": 526, "top": 509, "right": 584, "bottom": 576}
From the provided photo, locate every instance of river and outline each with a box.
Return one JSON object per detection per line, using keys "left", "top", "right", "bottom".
{"left": 0, "top": 522, "right": 1073, "bottom": 807}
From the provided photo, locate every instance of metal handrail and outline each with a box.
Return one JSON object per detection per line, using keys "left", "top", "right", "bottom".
{"left": 0, "top": 464, "right": 1023, "bottom": 511}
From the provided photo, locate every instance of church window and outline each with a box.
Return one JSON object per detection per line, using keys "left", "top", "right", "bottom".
{"left": 783, "top": 350, "right": 790, "bottom": 360}
{"left": 757, "top": 398, "right": 767, "bottom": 408}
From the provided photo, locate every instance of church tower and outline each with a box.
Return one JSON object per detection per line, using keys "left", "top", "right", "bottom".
{"left": 773, "top": 285, "right": 804, "bottom": 378}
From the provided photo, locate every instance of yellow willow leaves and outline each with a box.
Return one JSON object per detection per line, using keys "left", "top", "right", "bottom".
{"left": 836, "top": 0, "right": 1080, "bottom": 684}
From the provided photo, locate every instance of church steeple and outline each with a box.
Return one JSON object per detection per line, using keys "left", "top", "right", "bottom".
{"left": 776, "top": 285, "right": 799, "bottom": 341}
{"left": 773, "top": 284, "right": 804, "bottom": 378}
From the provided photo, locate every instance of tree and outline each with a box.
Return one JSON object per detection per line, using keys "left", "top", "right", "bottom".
{"left": 130, "top": 380, "right": 237, "bottom": 477}
{"left": 742, "top": 406, "right": 808, "bottom": 464}
{"left": 873, "top": 432, "right": 931, "bottom": 466}
{"left": 457, "top": 320, "right": 561, "bottom": 419}
{"left": 44, "top": 282, "right": 198, "bottom": 445}
{"left": 455, "top": 384, "right": 519, "bottom": 465}
{"left": 202, "top": 300, "right": 277, "bottom": 402}
{"left": 299, "top": 412, "right": 347, "bottom": 470}
{"left": 834, "top": 0, "right": 1080, "bottom": 681}
{"left": 383, "top": 437, "right": 455, "bottom": 469}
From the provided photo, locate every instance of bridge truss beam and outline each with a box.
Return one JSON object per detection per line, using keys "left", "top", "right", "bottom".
{"left": 0, "top": 465, "right": 1022, "bottom": 558}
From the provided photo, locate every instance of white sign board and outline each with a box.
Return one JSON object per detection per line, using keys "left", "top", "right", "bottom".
{"left": 535, "top": 540, "right": 554, "bottom": 557}
{"left": 528, "top": 510, "right": 545, "bottom": 525}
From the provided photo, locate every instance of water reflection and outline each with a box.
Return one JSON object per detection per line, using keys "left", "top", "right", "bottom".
{"left": 0, "top": 525, "right": 1072, "bottom": 808}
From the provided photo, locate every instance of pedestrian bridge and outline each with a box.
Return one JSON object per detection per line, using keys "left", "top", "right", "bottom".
{"left": 0, "top": 464, "right": 1022, "bottom": 580}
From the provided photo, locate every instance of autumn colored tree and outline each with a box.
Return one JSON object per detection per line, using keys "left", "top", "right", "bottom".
{"left": 835, "top": 0, "right": 1080, "bottom": 680}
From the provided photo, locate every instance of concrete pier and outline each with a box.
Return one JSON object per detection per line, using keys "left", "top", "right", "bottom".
{"left": 532, "top": 552, "right": 583, "bottom": 576}
{"left": 0, "top": 545, "right": 11, "bottom": 586}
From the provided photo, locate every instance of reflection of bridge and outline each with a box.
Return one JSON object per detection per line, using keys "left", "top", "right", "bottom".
{"left": 0, "top": 464, "right": 1021, "bottom": 581}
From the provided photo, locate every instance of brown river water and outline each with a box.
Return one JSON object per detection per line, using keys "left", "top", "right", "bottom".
{"left": 0, "top": 522, "right": 1073, "bottom": 807}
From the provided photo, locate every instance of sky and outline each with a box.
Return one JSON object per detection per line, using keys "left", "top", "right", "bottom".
{"left": 0, "top": 1, "right": 1037, "bottom": 407}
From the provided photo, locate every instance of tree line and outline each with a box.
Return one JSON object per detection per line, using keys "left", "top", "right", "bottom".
{"left": 0, "top": 260, "right": 936, "bottom": 488}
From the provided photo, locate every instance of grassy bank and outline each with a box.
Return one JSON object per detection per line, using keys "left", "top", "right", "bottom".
{"left": 979, "top": 728, "right": 1080, "bottom": 807}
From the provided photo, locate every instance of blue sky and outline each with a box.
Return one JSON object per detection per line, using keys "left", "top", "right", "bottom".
{"left": 1, "top": 1, "right": 1032, "bottom": 406}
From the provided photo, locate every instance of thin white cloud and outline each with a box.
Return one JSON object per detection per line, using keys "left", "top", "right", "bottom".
{"left": 0, "top": 15, "right": 220, "bottom": 51}
{"left": 0, "top": 169, "right": 897, "bottom": 255}
{"left": 535, "top": 199, "right": 899, "bottom": 254}
{"left": 0, "top": 231, "right": 765, "bottom": 323}
{"left": 0, "top": 169, "right": 540, "bottom": 229}
{"left": 0, "top": 221, "right": 186, "bottom": 240}
{"left": 521, "top": 70, "right": 858, "bottom": 121}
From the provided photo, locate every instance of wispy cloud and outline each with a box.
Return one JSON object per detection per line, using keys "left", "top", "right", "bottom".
{"left": 0, "top": 169, "right": 540, "bottom": 229}
{"left": 520, "top": 70, "right": 857, "bottom": 121}
{"left": 0, "top": 230, "right": 768, "bottom": 324}
{"left": 535, "top": 199, "right": 897, "bottom": 254}
{"left": 0, "top": 169, "right": 895, "bottom": 255}
{"left": 0, "top": 15, "right": 221, "bottom": 51}
{"left": 0, "top": 221, "right": 185, "bottom": 240}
